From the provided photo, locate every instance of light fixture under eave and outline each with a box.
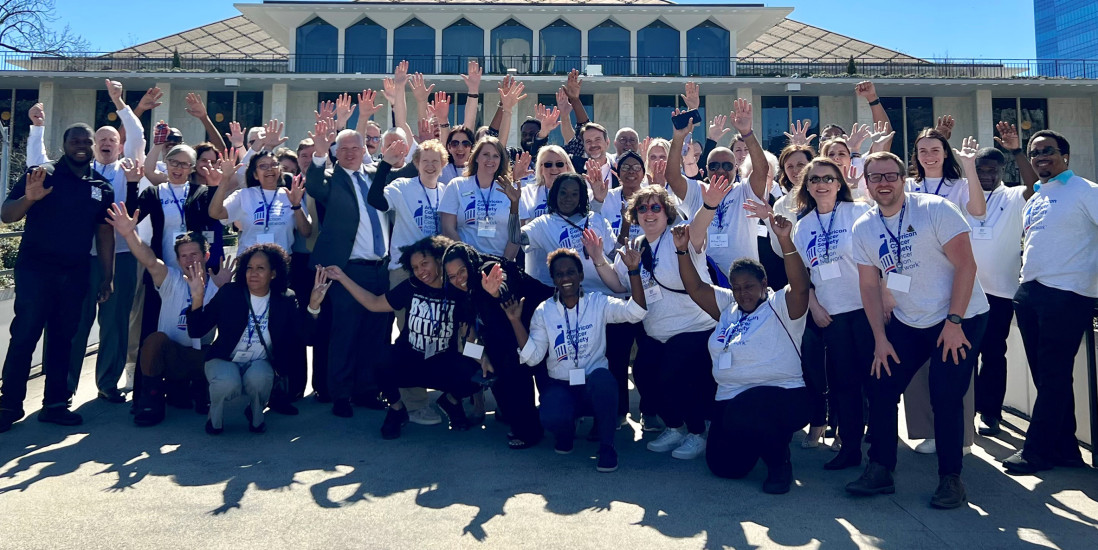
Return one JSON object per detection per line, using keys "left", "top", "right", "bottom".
{"left": 224, "top": 78, "right": 240, "bottom": 87}
{"left": 786, "top": 83, "right": 801, "bottom": 93}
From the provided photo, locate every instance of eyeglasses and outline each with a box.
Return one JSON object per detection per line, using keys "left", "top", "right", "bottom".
{"left": 708, "top": 161, "right": 735, "bottom": 172}
{"left": 542, "top": 161, "right": 566, "bottom": 168}
{"left": 866, "top": 172, "right": 902, "bottom": 183}
{"left": 255, "top": 163, "right": 279, "bottom": 171}
{"left": 449, "top": 139, "right": 473, "bottom": 148}
{"left": 808, "top": 175, "right": 838, "bottom": 184}
{"left": 166, "top": 159, "right": 194, "bottom": 169}
{"left": 636, "top": 204, "right": 663, "bottom": 214}
{"left": 619, "top": 164, "right": 645, "bottom": 173}
{"left": 1027, "top": 146, "right": 1061, "bottom": 158}
{"left": 365, "top": 136, "right": 381, "bottom": 143}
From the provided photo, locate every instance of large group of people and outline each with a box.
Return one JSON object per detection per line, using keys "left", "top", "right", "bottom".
{"left": 1, "top": 64, "right": 1095, "bottom": 508}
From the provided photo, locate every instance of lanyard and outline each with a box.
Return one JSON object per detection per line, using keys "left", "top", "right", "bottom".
{"left": 878, "top": 202, "right": 907, "bottom": 274}
{"left": 932, "top": 178, "right": 948, "bottom": 197}
{"left": 562, "top": 299, "right": 585, "bottom": 371}
{"left": 474, "top": 175, "right": 495, "bottom": 222}
{"left": 419, "top": 177, "right": 440, "bottom": 230}
{"left": 258, "top": 188, "right": 276, "bottom": 232}
{"left": 651, "top": 232, "right": 666, "bottom": 270}
{"left": 185, "top": 276, "right": 210, "bottom": 307}
{"left": 814, "top": 203, "right": 838, "bottom": 262}
{"left": 979, "top": 189, "right": 995, "bottom": 226}
{"left": 167, "top": 183, "right": 189, "bottom": 230}
{"left": 720, "top": 309, "right": 752, "bottom": 352}
{"left": 557, "top": 213, "right": 591, "bottom": 257}
{"left": 246, "top": 297, "right": 270, "bottom": 348}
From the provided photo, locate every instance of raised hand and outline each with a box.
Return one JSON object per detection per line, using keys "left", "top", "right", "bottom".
{"left": 500, "top": 296, "right": 524, "bottom": 323}
{"left": 381, "top": 77, "right": 398, "bottom": 104}
{"left": 585, "top": 159, "right": 609, "bottom": 202}
{"left": 638, "top": 136, "right": 652, "bottom": 158}
{"left": 844, "top": 164, "right": 861, "bottom": 186}
{"left": 121, "top": 158, "right": 144, "bottom": 182}
{"left": 226, "top": 121, "right": 245, "bottom": 149}
{"left": 708, "top": 113, "right": 730, "bottom": 143}
{"left": 335, "top": 93, "right": 356, "bottom": 125}
{"left": 184, "top": 93, "right": 209, "bottom": 120}
{"left": 499, "top": 175, "right": 522, "bottom": 204}
{"left": 461, "top": 59, "right": 483, "bottom": 93}
{"left": 621, "top": 240, "right": 642, "bottom": 271}
{"left": 953, "top": 136, "right": 979, "bottom": 165}
{"left": 417, "top": 118, "right": 432, "bottom": 143}
{"left": 649, "top": 158, "right": 667, "bottom": 186}
{"left": 381, "top": 138, "right": 409, "bottom": 166}
{"left": 563, "top": 69, "right": 582, "bottom": 100}
{"left": 183, "top": 259, "right": 207, "bottom": 304}
{"left": 581, "top": 228, "right": 604, "bottom": 260}
{"left": 261, "top": 119, "right": 287, "bottom": 150}
{"left": 535, "top": 104, "right": 561, "bottom": 136}
{"left": 411, "top": 73, "right": 434, "bottom": 106}
{"left": 211, "top": 255, "right": 238, "bottom": 288}
{"left": 500, "top": 80, "right": 526, "bottom": 111}
{"left": 771, "top": 213, "right": 794, "bottom": 240}
{"left": 681, "top": 81, "right": 700, "bottom": 111}
{"left": 357, "top": 89, "right": 382, "bottom": 119}
{"left": 105, "top": 202, "right": 138, "bottom": 235}
{"left": 512, "top": 151, "right": 532, "bottom": 183}
{"left": 309, "top": 117, "right": 337, "bottom": 156}
{"left": 392, "top": 60, "right": 410, "bottom": 88}
{"left": 105, "top": 79, "right": 124, "bottom": 104}
{"left": 309, "top": 265, "right": 332, "bottom": 310}
{"left": 742, "top": 198, "right": 773, "bottom": 220}
{"left": 29, "top": 102, "right": 45, "bottom": 126}
{"left": 701, "top": 174, "right": 732, "bottom": 207}
{"left": 854, "top": 81, "right": 878, "bottom": 101}
{"left": 846, "top": 122, "right": 871, "bottom": 152}
{"left": 730, "top": 99, "right": 753, "bottom": 135}
{"left": 481, "top": 263, "right": 504, "bottom": 297}
{"left": 288, "top": 174, "right": 306, "bottom": 206}
{"left": 868, "top": 120, "right": 895, "bottom": 148}
{"left": 671, "top": 224, "right": 690, "bottom": 251}
{"left": 137, "top": 87, "right": 164, "bottom": 112}
{"left": 199, "top": 162, "right": 226, "bottom": 188}
{"left": 216, "top": 159, "right": 241, "bottom": 191}
{"left": 315, "top": 100, "right": 335, "bottom": 123}
{"left": 670, "top": 108, "right": 695, "bottom": 139}
{"left": 784, "top": 119, "right": 816, "bottom": 146}
{"left": 935, "top": 115, "right": 955, "bottom": 139}
{"left": 498, "top": 73, "right": 515, "bottom": 97}
{"left": 993, "top": 121, "right": 1021, "bottom": 151}
{"left": 23, "top": 166, "right": 52, "bottom": 201}
{"left": 432, "top": 91, "right": 451, "bottom": 124}
{"left": 555, "top": 87, "right": 572, "bottom": 114}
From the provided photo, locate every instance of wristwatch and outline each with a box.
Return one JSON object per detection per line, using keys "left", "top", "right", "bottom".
{"left": 946, "top": 314, "right": 963, "bottom": 325}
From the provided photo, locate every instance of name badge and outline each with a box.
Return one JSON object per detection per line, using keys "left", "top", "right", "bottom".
{"left": 477, "top": 220, "right": 497, "bottom": 238}
{"left": 973, "top": 227, "right": 993, "bottom": 240}
{"left": 232, "top": 351, "right": 252, "bottom": 363}
{"left": 91, "top": 187, "right": 102, "bottom": 201}
{"left": 463, "top": 341, "right": 485, "bottom": 360}
{"left": 756, "top": 224, "right": 769, "bottom": 237}
{"left": 818, "top": 262, "right": 842, "bottom": 281}
{"left": 256, "top": 233, "right": 274, "bottom": 244}
{"left": 886, "top": 272, "right": 912, "bottom": 293}
{"left": 709, "top": 233, "right": 729, "bottom": 248}
{"left": 717, "top": 352, "right": 732, "bottom": 370}
{"left": 644, "top": 284, "right": 663, "bottom": 303}
{"left": 569, "top": 368, "right": 586, "bottom": 386}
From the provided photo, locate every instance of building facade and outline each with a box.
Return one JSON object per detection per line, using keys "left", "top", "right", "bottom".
{"left": 1036, "top": 0, "right": 1098, "bottom": 77}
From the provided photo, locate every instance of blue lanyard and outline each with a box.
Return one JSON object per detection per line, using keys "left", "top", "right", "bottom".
{"left": 419, "top": 177, "right": 440, "bottom": 231}
{"left": 814, "top": 203, "right": 838, "bottom": 262}
{"left": 258, "top": 188, "right": 276, "bottom": 231}
{"left": 651, "top": 232, "right": 666, "bottom": 269}
{"left": 562, "top": 300, "right": 584, "bottom": 370}
{"left": 932, "top": 178, "right": 949, "bottom": 196}
{"left": 166, "top": 183, "right": 188, "bottom": 230}
{"left": 721, "top": 309, "right": 751, "bottom": 352}
{"left": 246, "top": 300, "right": 270, "bottom": 347}
{"left": 878, "top": 202, "right": 907, "bottom": 274}
{"left": 474, "top": 175, "right": 495, "bottom": 222}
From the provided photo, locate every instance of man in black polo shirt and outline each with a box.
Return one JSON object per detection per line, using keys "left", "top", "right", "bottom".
{"left": 0, "top": 124, "right": 115, "bottom": 432}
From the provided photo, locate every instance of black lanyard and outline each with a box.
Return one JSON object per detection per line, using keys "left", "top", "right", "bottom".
{"left": 557, "top": 213, "right": 591, "bottom": 258}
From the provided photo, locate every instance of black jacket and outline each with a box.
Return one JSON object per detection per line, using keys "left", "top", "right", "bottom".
{"left": 305, "top": 159, "right": 392, "bottom": 268}
{"left": 133, "top": 182, "right": 214, "bottom": 261}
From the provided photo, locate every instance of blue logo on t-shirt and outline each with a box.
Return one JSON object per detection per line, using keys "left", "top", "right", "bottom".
{"left": 878, "top": 237, "right": 898, "bottom": 274}
{"left": 552, "top": 326, "right": 569, "bottom": 362}
{"left": 462, "top": 197, "right": 477, "bottom": 226}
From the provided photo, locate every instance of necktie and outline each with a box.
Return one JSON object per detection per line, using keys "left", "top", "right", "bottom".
{"left": 353, "top": 171, "right": 385, "bottom": 257}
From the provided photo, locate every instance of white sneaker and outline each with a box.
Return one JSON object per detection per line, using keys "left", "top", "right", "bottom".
{"left": 671, "top": 433, "right": 707, "bottom": 460}
{"left": 647, "top": 426, "right": 685, "bottom": 452}
{"left": 914, "top": 439, "right": 937, "bottom": 454}
{"left": 963, "top": 445, "right": 972, "bottom": 456}
{"left": 122, "top": 363, "right": 136, "bottom": 393}
{"left": 408, "top": 407, "right": 442, "bottom": 426}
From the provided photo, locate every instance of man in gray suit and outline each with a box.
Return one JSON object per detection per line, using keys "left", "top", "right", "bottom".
{"left": 307, "top": 119, "right": 408, "bottom": 418}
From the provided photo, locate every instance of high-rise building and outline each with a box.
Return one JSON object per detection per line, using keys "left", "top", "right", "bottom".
{"left": 1035, "top": 0, "right": 1098, "bottom": 76}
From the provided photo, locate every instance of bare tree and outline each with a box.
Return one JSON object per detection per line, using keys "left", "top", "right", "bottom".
{"left": 0, "top": 0, "right": 90, "bottom": 55}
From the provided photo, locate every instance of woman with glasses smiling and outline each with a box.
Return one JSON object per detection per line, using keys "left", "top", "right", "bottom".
{"left": 516, "top": 145, "right": 577, "bottom": 285}
{"left": 440, "top": 126, "right": 476, "bottom": 184}
{"left": 208, "top": 150, "right": 312, "bottom": 254}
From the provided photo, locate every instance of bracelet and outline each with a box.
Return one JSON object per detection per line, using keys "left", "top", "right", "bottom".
{"left": 1010, "top": 147, "right": 1023, "bottom": 156}
{"left": 594, "top": 260, "right": 607, "bottom": 268}
{"left": 307, "top": 304, "right": 321, "bottom": 315}
{"left": 867, "top": 98, "right": 881, "bottom": 106}
{"left": 675, "top": 249, "right": 688, "bottom": 256}
{"left": 291, "top": 204, "right": 302, "bottom": 211}
{"left": 702, "top": 203, "right": 718, "bottom": 210}
{"left": 627, "top": 268, "right": 641, "bottom": 276}
{"left": 783, "top": 250, "right": 799, "bottom": 256}
{"left": 497, "top": 101, "right": 504, "bottom": 107}
{"left": 467, "top": 93, "right": 480, "bottom": 99}
{"left": 741, "top": 130, "right": 754, "bottom": 139}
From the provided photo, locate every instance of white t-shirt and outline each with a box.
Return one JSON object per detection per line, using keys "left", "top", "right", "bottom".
{"left": 159, "top": 183, "right": 190, "bottom": 270}
{"left": 519, "top": 291, "right": 647, "bottom": 381}
{"left": 709, "top": 287, "right": 806, "bottom": 401}
{"left": 852, "top": 193, "right": 989, "bottom": 328}
{"left": 614, "top": 229, "right": 716, "bottom": 342}
{"left": 385, "top": 176, "right": 443, "bottom": 270}
{"left": 1021, "top": 172, "right": 1098, "bottom": 297}
{"left": 600, "top": 187, "right": 645, "bottom": 246}
{"left": 223, "top": 186, "right": 300, "bottom": 254}
{"left": 156, "top": 267, "right": 220, "bottom": 349}
{"left": 795, "top": 201, "right": 872, "bottom": 315}
{"left": 521, "top": 212, "right": 616, "bottom": 294}
{"left": 520, "top": 184, "right": 552, "bottom": 284}
{"left": 703, "top": 180, "right": 762, "bottom": 274}
{"left": 229, "top": 293, "right": 272, "bottom": 363}
{"left": 666, "top": 178, "right": 704, "bottom": 222}
{"left": 906, "top": 176, "right": 971, "bottom": 207}
{"left": 439, "top": 175, "right": 514, "bottom": 256}
{"left": 440, "top": 163, "right": 463, "bottom": 185}
{"left": 963, "top": 184, "right": 1027, "bottom": 299}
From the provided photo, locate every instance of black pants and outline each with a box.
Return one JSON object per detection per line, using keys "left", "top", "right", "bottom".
{"left": 631, "top": 332, "right": 665, "bottom": 417}
{"left": 379, "top": 348, "right": 481, "bottom": 402}
{"left": 866, "top": 314, "right": 987, "bottom": 476}
{"left": 822, "top": 309, "right": 874, "bottom": 450}
{"left": 651, "top": 330, "right": 714, "bottom": 434}
{"left": 605, "top": 321, "right": 641, "bottom": 417}
{"left": 974, "top": 294, "right": 1015, "bottom": 421}
{"left": 801, "top": 315, "right": 828, "bottom": 427}
{"left": 486, "top": 328, "right": 543, "bottom": 443}
{"left": 0, "top": 263, "right": 89, "bottom": 414}
{"left": 277, "top": 251, "right": 314, "bottom": 401}
{"left": 327, "top": 260, "right": 391, "bottom": 403}
{"left": 707, "top": 386, "right": 810, "bottom": 478}
{"left": 1014, "top": 281, "right": 1094, "bottom": 463}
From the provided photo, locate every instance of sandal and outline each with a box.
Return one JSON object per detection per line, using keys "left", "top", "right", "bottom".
{"left": 801, "top": 425, "right": 826, "bottom": 449}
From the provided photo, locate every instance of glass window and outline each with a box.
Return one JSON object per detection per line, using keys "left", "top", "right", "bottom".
{"left": 296, "top": 17, "right": 337, "bottom": 73}
{"left": 3, "top": 89, "right": 39, "bottom": 189}
{"left": 536, "top": 93, "right": 593, "bottom": 146}
{"left": 904, "top": 97, "right": 933, "bottom": 165}
{"left": 638, "top": 20, "right": 679, "bottom": 76}
{"left": 539, "top": 19, "right": 580, "bottom": 75}
{"left": 879, "top": 97, "right": 906, "bottom": 160}
{"left": 394, "top": 18, "right": 435, "bottom": 74}
{"left": 993, "top": 97, "right": 1048, "bottom": 185}
{"left": 648, "top": 95, "right": 705, "bottom": 143}
{"left": 345, "top": 17, "right": 386, "bottom": 74}
{"left": 93, "top": 90, "right": 152, "bottom": 137}
{"left": 442, "top": 18, "right": 484, "bottom": 75}
{"left": 491, "top": 19, "right": 532, "bottom": 74}
{"left": 760, "top": 96, "right": 789, "bottom": 155}
{"left": 446, "top": 93, "right": 485, "bottom": 130}
{"left": 687, "top": 21, "right": 729, "bottom": 77}
{"left": 206, "top": 91, "right": 264, "bottom": 141}
{"left": 791, "top": 96, "right": 820, "bottom": 151}
{"left": 588, "top": 20, "right": 630, "bottom": 76}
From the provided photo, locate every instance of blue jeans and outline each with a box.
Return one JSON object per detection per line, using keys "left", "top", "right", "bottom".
{"left": 539, "top": 368, "right": 618, "bottom": 449}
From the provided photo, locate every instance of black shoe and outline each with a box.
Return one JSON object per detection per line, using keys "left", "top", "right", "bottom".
{"left": 825, "top": 426, "right": 836, "bottom": 439}
{"left": 977, "top": 415, "right": 1001, "bottom": 436}
{"left": 436, "top": 394, "right": 470, "bottom": 431}
{"left": 381, "top": 407, "right": 409, "bottom": 440}
{"left": 1002, "top": 451, "right": 1053, "bottom": 474}
{"left": 313, "top": 391, "right": 332, "bottom": 404}
{"left": 37, "top": 407, "right": 83, "bottom": 426}
{"left": 205, "top": 419, "right": 223, "bottom": 435}
{"left": 353, "top": 394, "right": 387, "bottom": 410}
{"left": 248, "top": 421, "right": 267, "bottom": 434}
{"left": 597, "top": 445, "right": 618, "bottom": 473}
{"left": 762, "top": 461, "right": 794, "bottom": 494}
{"left": 97, "top": 390, "right": 126, "bottom": 404}
{"left": 846, "top": 461, "right": 895, "bottom": 496}
{"left": 0, "top": 409, "right": 23, "bottom": 433}
{"left": 1052, "top": 455, "right": 1088, "bottom": 468}
{"left": 268, "top": 401, "right": 299, "bottom": 416}
{"left": 930, "top": 473, "right": 967, "bottom": 509}
{"left": 555, "top": 437, "right": 575, "bottom": 455}
{"left": 134, "top": 406, "right": 166, "bottom": 427}
{"left": 332, "top": 399, "right": 353, "bottom": 418}
{"left": 824, "top": 449, "right": 863, "bottom": 471}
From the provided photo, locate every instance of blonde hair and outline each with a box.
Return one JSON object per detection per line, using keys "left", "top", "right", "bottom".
{"left": 534, "top": 145, "right": 575, "bottom": 189}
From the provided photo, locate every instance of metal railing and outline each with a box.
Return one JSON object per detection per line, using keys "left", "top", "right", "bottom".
{"left": 5, "top": 52, "right": 1098, "bottom": 80}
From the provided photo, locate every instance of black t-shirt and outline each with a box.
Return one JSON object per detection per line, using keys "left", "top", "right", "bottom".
{"left": 386, "top": 279, "right": 461, "bottom": 357}
{"left": 9, "top": 159, "right": 113, "bottom": 269}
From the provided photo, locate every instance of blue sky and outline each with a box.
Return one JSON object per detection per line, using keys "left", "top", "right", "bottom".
{"left": 53, "top": 0, "right": 1037, "bottom": 59}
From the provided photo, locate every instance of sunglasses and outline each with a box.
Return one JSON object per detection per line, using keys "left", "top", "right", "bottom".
{"left": 708, "top": 161, "right": 735, "bottom": 172}
{"left": 636, "top": 204, "right": 663, "bottom": 214}
{"left": 449, "top": 139, "right": 473, "bottom": 148}
{"left": 808, "top": 175, "right": 838, "bottom": 184}
{"left": 619, "top": 164, "right": 645, "bottom": 173}
{"left": 866, "top": 172, "right": 902, "bottom": 183}
{"left": 542, "top": 161, "right": 566, "bottom": 168}
{"left": 1027, "top": 146, "right": 1060, "bottom": 158}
